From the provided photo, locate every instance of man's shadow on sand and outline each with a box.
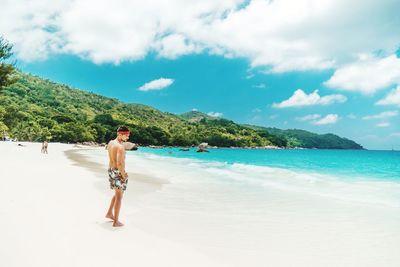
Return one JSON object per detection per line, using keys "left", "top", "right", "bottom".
{"left": 65, "top": 148, "right": 171, "bottom": 230}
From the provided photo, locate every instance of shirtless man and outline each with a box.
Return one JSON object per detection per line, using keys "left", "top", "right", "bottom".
{"left": 105, "top": 126, "right": 130, "bottom": 227}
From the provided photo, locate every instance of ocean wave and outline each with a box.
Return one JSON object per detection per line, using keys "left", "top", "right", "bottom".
{"left": 228, "top": 163, "right": 400, "bottom": 208}
{"left": 90, "top": 149, "right": 400, "bottom": 208}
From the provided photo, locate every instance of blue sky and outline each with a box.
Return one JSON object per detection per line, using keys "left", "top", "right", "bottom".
{"left": 2, "top": 0, "right": 400, "bottom": 149}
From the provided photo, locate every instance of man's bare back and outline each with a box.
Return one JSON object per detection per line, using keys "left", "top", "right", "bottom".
{"left": 107, "top": 139, "right": 126, "bottom": 171}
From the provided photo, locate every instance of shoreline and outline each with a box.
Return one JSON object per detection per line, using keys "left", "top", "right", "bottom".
{"left": 65, "top": 147, "right": 170, "bottom": 201}
{"left": 1, "top": 141, "right": 399, "bottom": 267}
{"left": 76, "top": 146, "right": 400, "bottom": 267}
{"left": 0, "top": 142, "right": 228, "bottom": 267}
{"left": 75, "top": 142, "right": 366, "bottom": 150}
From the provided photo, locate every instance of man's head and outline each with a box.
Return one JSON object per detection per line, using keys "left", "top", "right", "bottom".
{"left": 117, "top": 126, "right": 130, "bottom": 142}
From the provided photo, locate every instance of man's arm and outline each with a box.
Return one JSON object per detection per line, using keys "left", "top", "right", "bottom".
{"left": 116, "top": 146, "right": 128, "bottom": 180}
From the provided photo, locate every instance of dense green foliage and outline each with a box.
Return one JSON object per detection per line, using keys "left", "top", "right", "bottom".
{"left": 0, "top": 36, "right": 15, "bottom": 91}
{"left": 0, "top": 72, "right": 271, "bottom": 146}
{"left": 0, "top": 71, "right": 363, "bottom": 149}
{"left": 244, "top": 125, "right": 364, "bottom": 149}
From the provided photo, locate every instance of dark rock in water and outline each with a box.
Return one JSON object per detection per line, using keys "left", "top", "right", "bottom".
{"left": 149, "top": 145, "right": 163, "bottom": 148}
{"left": 196, "top": 148, "right": 209, "bottom": 153}
{"left": 179, "top": 148, "right": 190, "bottom": 151}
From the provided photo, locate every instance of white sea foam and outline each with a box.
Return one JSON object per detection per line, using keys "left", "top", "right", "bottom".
{"left": 121, "top": 151, "right": 400, "bottom": 208}
{"left": 83, "top": 149, "right": 400, "bottom": 208}
{"left": 80, "top": 148, "right": 400, "bottom": 267}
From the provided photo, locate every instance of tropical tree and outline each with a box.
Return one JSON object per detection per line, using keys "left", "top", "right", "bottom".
{"left": 0, "top": 36, "right": 15, "bottom": 90}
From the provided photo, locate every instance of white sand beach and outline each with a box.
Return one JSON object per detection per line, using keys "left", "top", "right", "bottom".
{"left": 1, "top": 141, "right": 399, "bottom": 267}
{"left": 0, "top": 142, "right": 225, "bottom": 267}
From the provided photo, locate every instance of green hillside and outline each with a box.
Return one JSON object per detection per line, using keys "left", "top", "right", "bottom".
{"left": 0, "top": 71, "right": 273, "bottom": 146}
{"left": 243, "top": 125, "right": 364, "bottom": 149}
{"left": 0, "top": 71, "right": 363, "bottom": 149}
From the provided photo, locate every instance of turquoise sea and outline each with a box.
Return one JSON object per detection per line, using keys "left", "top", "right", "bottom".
{"left": 121, "top": 147, "right": 400, "bottom": 209}
{"left": 84, "top": 147, "right": 400, "bottom": 209}
{"left": 134, "top": 148, "right": 400, "bottom": 181}
{"left": 84, "top": 146, "right": 400, "bottom": 265}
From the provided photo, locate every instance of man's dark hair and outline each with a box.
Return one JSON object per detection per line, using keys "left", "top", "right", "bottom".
{"left": 117, "top": 126, "right": 130, "bottom": 132}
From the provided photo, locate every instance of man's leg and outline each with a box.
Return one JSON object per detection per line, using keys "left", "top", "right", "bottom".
{"left": 113, "top": 188, "right": 124, "bottom": 227}
{"left": 105, "top": 196, "right": 115, "bottom": 220}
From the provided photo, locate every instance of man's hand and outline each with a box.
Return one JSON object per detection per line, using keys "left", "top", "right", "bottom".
{"left": 121, "top": 172, "right": 128, "bottom": 182}
{"left": 123, "top": 142, "right": 137, "bottom": 150}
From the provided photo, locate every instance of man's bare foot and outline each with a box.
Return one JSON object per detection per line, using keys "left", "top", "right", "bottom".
{"left": 112, "top": 221, "right": 124, "bottom": 227}
{"left": 106, "top": 214, "right": 114, "bottom": 220}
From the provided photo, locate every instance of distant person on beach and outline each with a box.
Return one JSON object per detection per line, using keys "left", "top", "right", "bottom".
{"left": 41, "top": 141, "right": 48, "bottom": 154}
{"left": 105, "top": 126, "right": 130, "bottom": 227}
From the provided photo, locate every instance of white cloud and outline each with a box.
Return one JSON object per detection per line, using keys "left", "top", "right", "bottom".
{"left": 208, "top": 112, "right": 223, "bottom": 117}
{"left": 253, "top": 83, "right": 266, "bottom": 89}
{"left": 376, "top": 122, "right": 390, "bottom": 128}
{"left": 1, "top": 0, "right": 399, "bottom": 72}
{"left": 325, "top": 55, "right": 400, "bottom": 94}
{"left": 296, "top": 114, "right": 321, "bottom": 121}
{"left": 192, "top": 108, "right": 198, "bottom": 111}
{"left": 0, "top": 0, "right": 69, "bottom": 60}
{"left": 376, "top": 86, "right": 400, "bottom": 106}
{"left": 250, "top": 114, "right": 262, "bottom": 122}
{"left": 312, "top": 114, "right": 339, "bottom": 125}
{"left": 138, "top": 78, "right": 174, "bottom": 91}
{"left": 269, "top": 114, "right": 278, "bottom": 120}
{"left": 202, "top": 0, "right": 400, "bottom": 73}
{"left": 272, "top": 89, "right": 347, "bottom": 108}
{"left": 362, "top": 111, "right": 398, "bottom": 120}
{"left": 347, "top": 113, "right": 357, "bottom": 119}
{"left": 296, "top": 113, "right": 339, "bottom": 125}
{"left": 245, "top": 73, "right": 255, "bottom": 79}
{"left": 155, "top": 34, "right": 201, "bottom": 59}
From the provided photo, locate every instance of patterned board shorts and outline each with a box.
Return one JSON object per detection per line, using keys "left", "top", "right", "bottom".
{"left": 108, "top": 168, "right": 128, "bottom": 191}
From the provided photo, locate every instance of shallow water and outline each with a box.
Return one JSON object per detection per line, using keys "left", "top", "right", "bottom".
{"left": 84, "top": 147, "right": 400, "bottom": 267}
{"left": 136, "top": 147, "right": 400, "bottom": 181}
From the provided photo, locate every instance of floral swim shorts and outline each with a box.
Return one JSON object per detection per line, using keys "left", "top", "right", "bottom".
{"left": 108, "top": 168, "right": 128, "bottom": 191}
